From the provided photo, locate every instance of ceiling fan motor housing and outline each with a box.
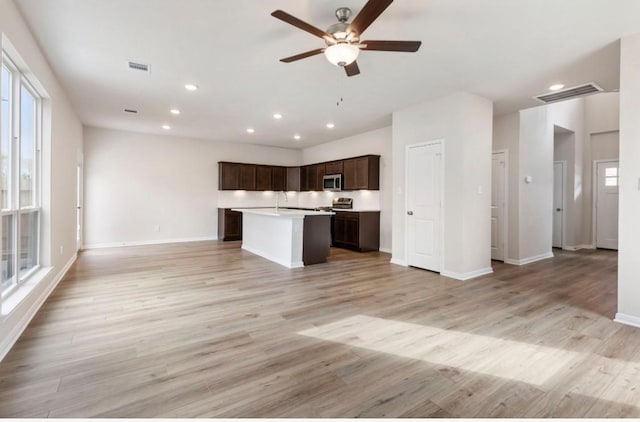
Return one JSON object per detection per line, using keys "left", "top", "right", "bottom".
{"left": 335, "top": 7, "right": 352, "bottom": 22}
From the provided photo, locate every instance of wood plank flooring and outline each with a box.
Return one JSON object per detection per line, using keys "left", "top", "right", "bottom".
{"left": 0, "top": 242, "right": 636, "bottom": 417}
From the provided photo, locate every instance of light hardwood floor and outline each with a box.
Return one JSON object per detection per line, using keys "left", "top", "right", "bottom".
{"left": 0, "top": 241, "right": 636, "bottom": 417}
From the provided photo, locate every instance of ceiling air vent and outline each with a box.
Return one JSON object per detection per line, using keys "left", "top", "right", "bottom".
{"left": 127, "top": 61, "right": 150, "bottom": 73}
{"left": 534, "top": 83, "right": 603, "bottom": 104}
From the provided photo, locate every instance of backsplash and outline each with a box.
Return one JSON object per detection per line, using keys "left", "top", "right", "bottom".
{"left": 217, "top": 190, "right": 380, "bottom": 211}
{"left": 296, "top": 190, "right": 380, "bottom": 211}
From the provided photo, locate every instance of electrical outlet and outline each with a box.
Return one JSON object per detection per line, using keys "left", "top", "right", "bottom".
{"left": 59, "top": 245, "right": 64, "bottom": 255}
{"left": 154, "top": 225, "right": 160, "bottom": 232}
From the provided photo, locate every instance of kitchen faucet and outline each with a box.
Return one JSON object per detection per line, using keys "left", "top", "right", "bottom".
{"left": 275, "top": 191, "right": 288, "bottom": 212}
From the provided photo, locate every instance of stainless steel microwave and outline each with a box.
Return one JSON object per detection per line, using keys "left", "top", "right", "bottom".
{"left": 323, "top": 174, "right": 343, "bottom": 191}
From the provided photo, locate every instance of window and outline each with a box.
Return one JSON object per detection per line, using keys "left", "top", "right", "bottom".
{"left": 605, "top": 167, "right": 619, "bottom": 187}
{"left": 1, "top": 53, "right": 41, "bottom": 297}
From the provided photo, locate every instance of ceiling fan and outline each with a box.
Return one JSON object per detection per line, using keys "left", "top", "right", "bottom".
{"left": 271, "top": 0, "right": 421, "bottom": 77}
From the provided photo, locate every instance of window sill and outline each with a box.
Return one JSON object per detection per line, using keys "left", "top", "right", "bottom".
{"left": 1, "top": 266, "right": 53, "bottom": 318}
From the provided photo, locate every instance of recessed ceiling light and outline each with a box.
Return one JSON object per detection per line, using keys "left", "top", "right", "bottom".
{"left": 170, "top": 109, "right": 181, "bottom": 115}
{"left": 326, "top": 123, "right": 335, "bottom": 129}
{"left": 246, "top": 128, "right": 255, "bottom": 134}
{"left": 162, "top": 125, "right": 171, "bottom": 130}
{"left": 294, "top": 134, "right": 301, "bottom": 140}
{"left": 185, "top": 84, "right": 198, "bottom": 91}
{"left": 273, "top": 113, "right": 283, "bottom": 119}
{"left": 549, "top": 84, "right": 565, "bottom": 91}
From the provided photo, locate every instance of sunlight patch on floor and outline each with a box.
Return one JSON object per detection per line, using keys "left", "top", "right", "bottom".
{"left": 298, "top": 315, "right": 578, "bottom": 386}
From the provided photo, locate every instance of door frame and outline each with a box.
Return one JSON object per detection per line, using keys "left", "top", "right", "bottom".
{"left": 552, "top": 160, "right": 567, "bottom": 249}
{"left": 592, "top": 159, "right": 619, "bottom": 248}
{"left": 76, "top": 151, "right": 84, "bottom": 252}
{"left": 492, "top": 149, "right": 509, "bottom": 262}
{"left": 404, "top": 139, "right": 445, "bottom": 272}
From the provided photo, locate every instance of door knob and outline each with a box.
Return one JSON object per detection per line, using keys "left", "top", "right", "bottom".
{"left": 407, "top": 211, "right": 414, "bottom": 215}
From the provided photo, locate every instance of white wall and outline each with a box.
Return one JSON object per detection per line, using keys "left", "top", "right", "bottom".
{"left": 0, "top": 0, "right": 83, "bottom": 359}
{"left": 301, "top": 126, "right": 392, "bottom": 252}
{"left": 517, "top": 106, "right": 553, "bottom": 261}
{"left": 590, "top": 132, "right": 619, "bottom": 160}
{"left": 616, "top": 33, "right": 640, "bottom": 327}
{"left": 586, "top": 92, "right": 620, "bottom": 135}
{"left": 83, "top": 127, "right": 301, "bottom": 247}
{"left": 392, "top": 92, "right": 493, "bottom": 279}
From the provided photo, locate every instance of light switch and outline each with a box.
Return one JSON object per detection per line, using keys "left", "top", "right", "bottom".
{"left": 477, "top": 185, "right": 483, "bottom": 194}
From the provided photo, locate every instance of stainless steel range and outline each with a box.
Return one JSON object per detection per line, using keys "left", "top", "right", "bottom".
{"left": 332, "top": 197, "right": 353, "bottom": 210}
{"left": 314, "top": 197, "right": 353, "bottom": 212}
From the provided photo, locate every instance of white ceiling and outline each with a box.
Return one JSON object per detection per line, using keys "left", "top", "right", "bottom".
{"left": 14, "top": 0, "right": 640, "bottom": 148}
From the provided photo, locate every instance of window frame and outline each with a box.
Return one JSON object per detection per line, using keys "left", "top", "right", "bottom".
{"left": 1, "top": 51, "right": 42, "bottom": 299}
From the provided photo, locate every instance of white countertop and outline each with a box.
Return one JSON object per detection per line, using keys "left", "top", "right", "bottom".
{"left": 332, "top": 209, "right": 381, "bottom": 212}
{"left": 232, "top": 208, "right": 334, "bottom": 217}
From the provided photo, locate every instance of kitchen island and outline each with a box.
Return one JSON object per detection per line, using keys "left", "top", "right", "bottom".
{"left": 232, "top": 208, "right": 334, "bottom": 268}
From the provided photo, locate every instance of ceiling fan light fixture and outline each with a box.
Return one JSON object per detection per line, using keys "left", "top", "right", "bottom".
{"left": 324, "top": 43, "right": 360, "bottom": 67}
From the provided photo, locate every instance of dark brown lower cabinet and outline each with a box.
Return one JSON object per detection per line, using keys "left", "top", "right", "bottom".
{"left": 332, "top": 211, "right": 380, "bottom": 252}
{"left": 218, "top": 208, "right": 242, "bottom": 241}
{"left": 303, "top": 215, "right": 332, "bottom": 265}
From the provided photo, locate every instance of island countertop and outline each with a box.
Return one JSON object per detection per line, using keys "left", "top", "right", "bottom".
{"left": 232, "top": 208, "right": 334, "bottom": 217}
{"left": 232, "top": 208, "right": 333, "bottom": 268}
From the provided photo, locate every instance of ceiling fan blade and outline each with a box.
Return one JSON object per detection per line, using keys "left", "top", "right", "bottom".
{"left": 271, "top": 10, "right": 333, "bottom": 41}
{"left": 360, "top": 40, "right": 422, "bottom": 52}
{"left": 280, "top": 48, "right": 325, "bottom": 63}
{"left": 344, "top": 61, "right": 360, "bottom": 77}
{"left": 348, "top": 0, "right": 394, "bottom": 36}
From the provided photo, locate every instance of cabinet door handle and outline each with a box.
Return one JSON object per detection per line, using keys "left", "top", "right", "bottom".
{"left": 407, "top": 211, "right": 414, "bottom": 216}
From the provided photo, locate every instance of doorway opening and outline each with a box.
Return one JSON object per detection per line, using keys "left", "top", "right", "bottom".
{"left": 491, "top": 151, "right": 508, "bottom": 261}
{"left": 76, "top": 161, "right": 83, "bottom": 252}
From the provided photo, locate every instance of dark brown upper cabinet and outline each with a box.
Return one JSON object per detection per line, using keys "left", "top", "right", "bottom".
{"left": 325, "top": 161, "right": 344, "bottom": 175}
{"left": 272, "top": 166, "right": 287, "bottom": 191}
{"left": 286, "top": 167, "right": 300, "bottom": 192}
{"left": 343, "top": 155, "right": 380, "bottom": 190}
{"left": 219, "top": 155, "right": 379, "bottom": 191}
{"left": 306, "top": 165, "right": 319, "bottom": 191}
{"left": 219, "top": 162, "right": 240, "bottom": 190}
{"left": 316, "top": 164, "right": 326, "bottom": 191}
{"left": 219, "top": 162, "right": 256, "bottom": 190}
{"left": 256, "top": 165, "right": 273, "bottom": 191}
{"left": 239, "top": 164, "right": 256, "bottom": 190}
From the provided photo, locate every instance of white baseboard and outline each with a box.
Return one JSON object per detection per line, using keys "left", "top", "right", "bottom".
{"left": 563, "top": 244, "right": 596, "bottom": 251}
{"left": 390, "top": 258, "right": 408, "bottom": 267}
{"left": 441, "top": 267, "right": 494, "bottom": 281}
{"left": 379, "top": 247, "right": 392, "bottom": 254}
{"left": 0, "top": 253, "right": 77, "bottom": 362}
{"left": 614, "top": 313, "right": 640, "bottom": 329}
{"left": 504, "top": 252, "right": 554, "bottom": 266}
{"left": 84, "top": 236, "right": 218, "bottom": 249}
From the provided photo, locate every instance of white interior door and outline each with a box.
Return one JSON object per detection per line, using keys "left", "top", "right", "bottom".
{"left": 406, "top": 141, "right": 442, "bottom": 272}
{"left": 552, "top": 161, "right": 564, "bottom": 248}
{"left": 491, "top": 152, "right": 506, "bottom": 261}
{"left": 595, "top": 160, "right": 619, "bottom": 250}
